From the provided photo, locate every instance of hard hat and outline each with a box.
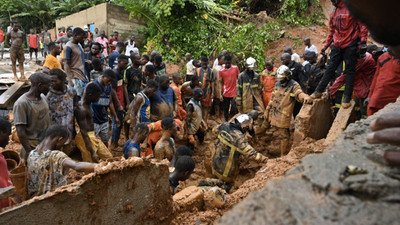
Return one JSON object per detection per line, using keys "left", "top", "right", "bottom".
{"left": 246, "top": 57, "right": 256, "bottom": 69}
{"left": 235, "top": 114, "right": 253, "bottom": 131}
{"left": 276, "top": 65, "right": 292, "bottom": 79}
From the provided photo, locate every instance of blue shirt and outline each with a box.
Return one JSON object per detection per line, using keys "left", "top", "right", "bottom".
{"left": 109, "top": 51, "right": 119, "bottom": 69}
{"left": 91, "top": 80, "right": 112, "bottom": 124}
{"left": 157, "top": 87, "right": 176, "bottom": 105}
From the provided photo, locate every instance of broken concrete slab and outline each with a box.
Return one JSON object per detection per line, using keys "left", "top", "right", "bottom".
{"left": 0, "top": 157, "right": 174, "bottom": 225}
{"left": 324, "top": 100, "right": 356, "bottom": 145}
{"left": 293, "top": 98, "right": 334, "bottom": 145}
{"left": 218, "top": 98, "right": 400, "bottom": 225}
{"left": 173, "top": 186, "right": 204, "bottom": 211}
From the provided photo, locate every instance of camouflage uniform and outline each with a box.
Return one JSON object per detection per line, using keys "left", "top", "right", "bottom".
{"left": 236, "top": 70, "right": 264, "bottom": 113}
{"left": 212, "top": 122, "right": 266, "bottom": 182}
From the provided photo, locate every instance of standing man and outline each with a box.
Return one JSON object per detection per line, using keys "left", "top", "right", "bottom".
{"left": 0, "top": 27, "right": 4, "bottom": 60}
{"left": 95, "top": 30, "right": 109, "bottom": 58}
{"left": 260, "top": 58, "right": 277, "bottom": 107}
{"left": 42, "top": 26, "right": 52, "bottom": 58}
{"left": 304, "top": 37, "right": 318, "bottom": 55}
{"left": 125, "top": 34, "right": 139, "bottom": 56}
{"left": 281, "top": 53, "right": 307, "bottom": 118}
{"left": 311, "top": 0, "right": 368, "bottom": 109}
{"left": 213, "top": 50, "right": 227, "bottom": 69}
{"left": 195, "top": 56, "right": 213, "bottom": 122}
{"left": 263, "top": 66, "right": 313, "bottom": 156}
{"left": 219, "top": 55, "right": 240, "bottom": 121}
{"left": 185, "top": 53, "right": 195, "bottom": 81}
{"left": 170, "top": 73, "right": 186, "bottom": 120}
{"left": 92, "top": 28, "right": 100, "bottom": 40}
{"left": 43, "top": 42, "right": 62, "bottom": 73}
{"left": 6, "top": 22, "right": 25, "bottom": 81}
{"left": 14, "top": 73, "right": 51, "bottom": 160}
{"left": 109, "top": 31, "right": 120, "bottom": 53}
{"left": 210, "top": 54, "right": 225, "bottom": 120}
{"left": 284, "top": 46, "right": 301, "bottom": 63}
{"left": 236, "top": 57, "right": 264, "bottom": 113}
{"left": 27, "top": 29, "right": 39, "bottom": 61}
{"left": 109, "top": 41, "right": 125, "bottom": 69}
{"left": 64, "top": 27, "right": 87, "bottom": 97}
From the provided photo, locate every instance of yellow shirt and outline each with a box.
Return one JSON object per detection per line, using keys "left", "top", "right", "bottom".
{"left": 43, "top": 54, "right": 62, "bottom": 70}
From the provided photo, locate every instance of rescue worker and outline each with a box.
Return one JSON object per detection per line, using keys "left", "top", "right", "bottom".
{"left": 311, "top": 0, "right": 368, "bottom": 109}
{"left": 260, "top": 58, "right": 277, "bottom": 107}
{"left": 366, "top": 48, "right": 400, "bottom": 116}
{"left": 263, "top": 65, "right": 313, "bottom": 156}
{"left": 212, "top": 114, "right": 267, "bottom": 184}
{"left": 236, "top": 57, "right": 264, "bottom": 113}
{"left": 186, "top": 88, "right": 206, "bottom": 150}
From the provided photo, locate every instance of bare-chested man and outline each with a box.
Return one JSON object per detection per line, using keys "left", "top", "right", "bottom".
{"left": 74, "top": 82, "right": 113, "bottom": 163}
{"left": 6, "top": 22, "right": 25, "bottom": 81}
{"left": 181, "top": 75, "right": 201, "bottom": 106}
{"left": 154, "top": 116, "right": 177, "bottom": 161}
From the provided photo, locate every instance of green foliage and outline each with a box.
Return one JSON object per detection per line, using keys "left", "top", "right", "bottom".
{"left": 0, "top": 0, "right": 106, "bottom": 30}
{"left": 215, "top": 22, "right": 282, "bottom": 71}
{"left": 279, "top": 0, "right": 324, "bottom": 25}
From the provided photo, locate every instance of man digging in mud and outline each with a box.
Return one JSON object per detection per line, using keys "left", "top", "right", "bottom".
{"left": 211, "top": 114, "right": 267, "bottom": 188}
{"left": 154, "top": 117, "right": 177, "bottom": 161}
{"left": 6, "top": 22, "right": 25, "bottom": 81}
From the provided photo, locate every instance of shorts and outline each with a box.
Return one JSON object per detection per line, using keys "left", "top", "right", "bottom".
{"left": 94, "top": 121, "right": 110, "bottom": 144}
{"left": 75, "top": 131, "right": 113, "bottom": 162}
{"left": 29, "top": 48, "right": 38, "bottom": 53}
{"left": 72, "top": 78, "right": 87, "bottom": 97}
{"left": 10, "top": 47, "right": 25, "bottom": 63}
{"left": 0, "top": 42, "right": 4, "bottom": 51}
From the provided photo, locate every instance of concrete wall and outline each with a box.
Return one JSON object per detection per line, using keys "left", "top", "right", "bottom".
{"left": 0, "top": 158, "right": 174, "bottom": 225}
{"left": 55, "top": 3, "right": 145, "bottom": 48}
{"left": 55, "top": 3, "right": 108, "bottom": 36}
{"left": 106, "top": 4, "right": 146, "bottom": 48}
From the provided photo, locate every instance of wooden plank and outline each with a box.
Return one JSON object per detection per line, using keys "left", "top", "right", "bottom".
{"left": 0, "top": 186, "right": 16, "bottom": 199}
{"left": 0, "top": 82, "right": 25, "bottom": 108}
{"left": 324, "top": 100, "right": 356, "bottom": 145}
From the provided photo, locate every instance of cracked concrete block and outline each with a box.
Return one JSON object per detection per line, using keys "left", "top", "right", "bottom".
{"left": 324, "top": 100, "right": 356, "bottom": 145}
{"left": 294, "top": 98, "right": 334, "bottom": 145}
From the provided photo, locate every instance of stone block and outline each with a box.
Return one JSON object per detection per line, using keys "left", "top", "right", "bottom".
{"left": 173, "top": 186, "right": 204, "bottom": 211}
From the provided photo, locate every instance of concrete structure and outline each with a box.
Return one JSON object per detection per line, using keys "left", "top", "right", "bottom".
{"left": 218, "top": 99, "right": 400, "bottom": 225}
{"left": 55, "top": 3, "right": 145, "bottom": 47}
{"left": 0, "top": 157, "right": 174, "bottom": 225}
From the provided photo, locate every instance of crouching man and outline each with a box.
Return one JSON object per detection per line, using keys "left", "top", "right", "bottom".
{"left": 212, "top": 114, "right": 267, "bottom": 184}
{"left": 263, "top": 65, "right": 313, "bottom": 156}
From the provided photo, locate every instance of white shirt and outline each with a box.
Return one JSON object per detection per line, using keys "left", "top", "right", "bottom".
{"left": 305, "top": 45, "right": 318, "bottom": 54}
{"left": 186, "top": 60, "right": 194, "bottom": 75}
{"left": 125, "top": 41, "right": 140, "bottom": 56}
{"left": 291, "top": 53, "right": 301, "bottom": 63}
{"left": 213, "top": 58, "right": 219, "bottom": 70}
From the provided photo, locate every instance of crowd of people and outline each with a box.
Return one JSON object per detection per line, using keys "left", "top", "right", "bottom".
{"left": 1, "top": 0, "right": 400, "bottom": 211}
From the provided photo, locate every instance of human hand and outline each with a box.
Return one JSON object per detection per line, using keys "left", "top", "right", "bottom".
{"left": 91, "top": 152, "right": 99, "bottom": 163}
{"left": 321, "top": 46, "right": 327, "bottom": 54}
{"left": 304, "top": 96, "right": 313, "bottom": 104}
{"left": 364, "top": 97, "right": 370, "bottom": 107}
{"left": 367, "top": 112, "right": 400, "bottom": 166}
{"left": 68, "top": 80, "right": 74, "bottom": 87}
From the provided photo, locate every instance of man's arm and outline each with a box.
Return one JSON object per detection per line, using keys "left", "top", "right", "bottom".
{"left": 109, "top": 90, "right": 120, "bottom": 126}
{"left": 323, "top": 13, "right": 335, "bottom": 52}
{"left": 63, "top": 158, "right": 96, "bottom": 173}
{"left": 234, "top": 135, "right": 267, "bottom": 163}
{"left": 26, "top": 34, "right": 29, "bottom": 48}
{"left": 15, "top": 125, "right": 31, "bottom": 159}
{"left": 358, "top": 22, "right": 368, "bottom": 44}
{"left": 236, "top": 74, "right": 243, "bottom": 112}
{"left": 6, "top": 32, "right": 11, "bottom": 46}
{"left": 75, "top": 108, "right": 98, "bottom": 162}
{"left": 129, "top": 95, "right": 144, "bottom": 129}
{"left": 123, "top": 84, "right": 130, "bottom": 111}
{"left": 64, "top": 46, "right": 74, "bottom": 86}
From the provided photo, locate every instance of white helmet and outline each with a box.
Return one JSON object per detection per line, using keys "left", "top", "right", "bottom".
{"left": 235, "top": 114, "right": 253, "bottom": 131}
{"left": 276, "top": 65, "right": 292, "bottom": 79}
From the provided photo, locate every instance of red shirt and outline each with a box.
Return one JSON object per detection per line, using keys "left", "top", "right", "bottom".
{"left": 0, "top": 30, "right": 4, "bottom": 43}
{"left": 219, "top": 65, "right": 240, "bottom": 98}
{"left": 329, "top": 52, "right": 376, "bottom": 99}
{"left": 59, "top": 32, "right": 66, "bottom": 37}
{"left": 109, "top": 38, "right": 120, "bottom": 52}
{"left": 0, "top": 153, "right": 13, "bottom": 209}
{"left": 28, "top": 34, "right": 38, "bottom": 49}
{"left": 325, "top": 2, "right": 368, "bottom": 49}
{"left": 368, "top": 52, "right": 400, "bottom": 115}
